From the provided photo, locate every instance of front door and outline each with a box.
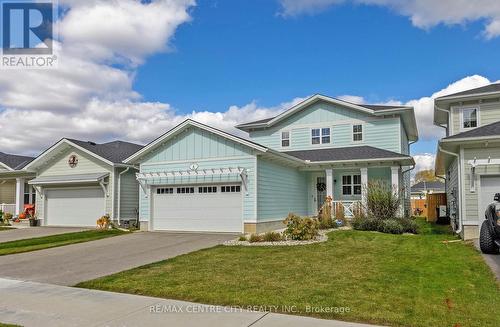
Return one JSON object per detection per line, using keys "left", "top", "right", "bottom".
{"left": 311, "top": 173, "right": 327, "bottom": 213}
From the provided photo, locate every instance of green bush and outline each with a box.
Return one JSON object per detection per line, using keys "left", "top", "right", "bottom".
{"left": 262, "top": 231, "right": 282, "bottom": 242}
{"left": 351, "top": 216, "right": 381, "bottom": 231}
{"left": 318, "top": 215, "right": 336, "bottom": 229}
{"left": 398, "top": 217, "right": 419, "bottom": 234}
{"left": 366, "top": 181, "right": 401, "bottom": 220}
{"left": 249, "top": 234, "right": 262, "bottom": 243}
{"left": 283, "top": 213, "right": 319, "bottom": 241}
{"left": 379, "top": 219, "right": 404, "bottom": 234}
{"left": 238, "top": 235, "right": 247, "bottom": 242}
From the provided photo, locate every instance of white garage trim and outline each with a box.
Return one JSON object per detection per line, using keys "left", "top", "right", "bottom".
{"left": 137, "top": 167, "right": 249, "bottom": 196}
{"left": 477, "top": 173, "right": 500, "bottom": 224}
{"left": 44, "top": 187, "right": 105, "bottom": 227}
{"left": 150, "top": 183, "right": 244, "bottom": 233}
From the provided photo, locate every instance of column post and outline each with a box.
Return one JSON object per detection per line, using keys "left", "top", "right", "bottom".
{"left": 325, "top": 169, "right": 333, "bottom": 199}
{"left": 391, "top": 166, "right": 402, "bottom": 215}
{"left": 360, "top": 168, "right": 368, "bottom": 208}
{"left": 15, "top": 178, "right": 25, "bottom": 216}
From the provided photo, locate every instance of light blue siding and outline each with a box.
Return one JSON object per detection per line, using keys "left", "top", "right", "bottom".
{"left": 143, "top": 127, "right": 255, "bottom": 163}
{"left": 138, "top": 127, "right": 257, "bottom": 222}
{"left": 249, "top": 101, "right": 402, "bottom": 153}
{"left": 257, "top": 157, "right": 308, "bottom": 221}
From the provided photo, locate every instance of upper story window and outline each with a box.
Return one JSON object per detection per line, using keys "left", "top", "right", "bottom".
{"left": 312, "top": 128, "right": 330, "bottom": 144}
{"left": 353, "top": 124, "right": 363, "bottom": 141}
{"left": 281, "top": 131, "right": 290, "bottom": 147}
{"left": 462, "top": 108, "right": 478, "bottom": 129}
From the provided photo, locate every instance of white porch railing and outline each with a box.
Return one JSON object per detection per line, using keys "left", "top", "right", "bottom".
{"left": 332, "top": 201, "right": 361, "bottom": 218}
{"left": 0, "top": 204, "right": 16, "bottom": 215}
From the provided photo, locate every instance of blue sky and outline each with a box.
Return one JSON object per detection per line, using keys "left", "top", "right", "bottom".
{"left": 134, "top": 0, "right": 500, "bottom": 156}
{"left": 1, "top": 0, "right": 499, "bottom": 172}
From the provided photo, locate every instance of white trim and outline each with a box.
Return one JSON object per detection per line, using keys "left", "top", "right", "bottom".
{"left": 0, "top": 162, "right": 14, "bottom": 171}
{"left": 124, "top": 120, "right": 268, "bottom": 164}
{"left": 437, "top": 89, "right": 500, "bottom": 101}
{"left": 254, "top": 156, "right": 258, "bottom": 221}
{"left": 460, "top": 147, "right": 466, "bottom": 233}
{"left": 325, "top": 169, "right": 333, "bottom": 197}
{"left": 351, "top": 123, "right": 364, "bottom": 143}
{"left": 24, "top": 139, "right": 115, "bottom": 171}
{"left": 280, "top": 129, "right": 291, "bottom": 148}
{"left": 459, "top": 106, "right": 480, "bottom": 132}
{"left": 140, "top": 155, "right": 254, "bottom": 167}
{"left": 310, "top": 127, "right": 331, "bottom": 145}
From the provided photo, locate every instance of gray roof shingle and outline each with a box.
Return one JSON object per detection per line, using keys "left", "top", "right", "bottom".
{"left": 411, "top": 181, "right": 445, "bottom": 193}
{"left": 437, "top": 83, "right": 500, "bottom": 99}
{"left": 283, "top": 146, "right": 411, "bottom": 162}
{"left": 444, "top": 120, "right": 500, "bottom": 140}
{"left": 66, "top": 139, "right": 144, "bottom": 164}
{"left": 0, "top": 152, "right": 34, "bottom": 170}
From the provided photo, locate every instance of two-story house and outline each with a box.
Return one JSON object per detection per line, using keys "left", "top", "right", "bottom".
{"left": 125, "top": 94, "right": 417, "bottom": 233}
{"left": 435, "top": 83, "right": 500, "bottom": 240}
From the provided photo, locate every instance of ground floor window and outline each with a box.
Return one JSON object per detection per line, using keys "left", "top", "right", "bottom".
{"left": 221, "top": 185, "right": 240, "bottom": 193}
{"left": 342, "top": 174, "right": 361, "bottom": 195}
{"left": 24, "top": 183, "right": 36, "bottom": 205}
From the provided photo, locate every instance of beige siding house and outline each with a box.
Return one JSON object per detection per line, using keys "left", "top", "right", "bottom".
{"left": 435, "top": 83, "right": 500, "bottom": 239}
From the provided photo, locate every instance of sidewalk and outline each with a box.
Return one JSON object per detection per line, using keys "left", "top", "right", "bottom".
{"left": 0, "top": 278, "right": 381, "bottom": 327}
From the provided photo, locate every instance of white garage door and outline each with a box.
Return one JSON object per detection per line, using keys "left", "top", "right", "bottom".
{"left": 479, "top": 176, "right": 500, "bottom": 221}
{"left": 45, "top": 188, "right": 105, "bottom": 227}
{"left": 152, "top": 184, "right": 242, "bottom": 232}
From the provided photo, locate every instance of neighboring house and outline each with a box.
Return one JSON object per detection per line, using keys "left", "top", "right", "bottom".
{"left": 410, "top": 180, "right": 445, "bottom": 221}
{"left": 411, "top": 181, "right": 445, "bottom": 198}
{"left": 435, "top": 83, "right": 500, "bottom": 239}
{"left": 21, "top": 139, "right": 143, "bottom": 227}
{"left": 125, "top": 94, "right": 417, "bottom": 233}
{"left": 0, "top": 152, "right": 35, "bottom": 215}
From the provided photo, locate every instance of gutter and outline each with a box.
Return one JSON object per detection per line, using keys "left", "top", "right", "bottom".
{"left": 438, "top": 145, "right": 462, "bottom": 234}
{"left": 117, "top": 167, "right": 131, "bottom": 226}
{"left": 434, "top": 104, "right": 449, "bottom": 134}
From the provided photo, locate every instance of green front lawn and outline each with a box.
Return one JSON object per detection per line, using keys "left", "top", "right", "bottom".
{"left": 0, "top": 229, "right": 127, "bottom": 256}
{"left": 77, "top": 221, "right": 500, "bottom": 327}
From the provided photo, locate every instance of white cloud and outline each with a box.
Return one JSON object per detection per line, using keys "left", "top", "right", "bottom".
{"left": 412, "top": 153, "right": 436, "bottom": 173}
{"left": 279, "top": 0, "right": 500, "bottom": 38}
{"left": 337, "top": 95, "right": 366, "bottom": 104}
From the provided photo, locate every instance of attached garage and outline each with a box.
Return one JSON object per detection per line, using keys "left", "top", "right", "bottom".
{"left": 152, "top": 184, "right": 243, "bottom": 232}
{"left": 479, "top": 175, "right": 500, "bottom": 221}
{"left": 45, "top": 188, "right": 105, "bottom": 227}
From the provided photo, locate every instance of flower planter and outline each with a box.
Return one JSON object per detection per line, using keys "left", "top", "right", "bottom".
{"left": 29, "top": 219, "right": 39, "bottom": 227}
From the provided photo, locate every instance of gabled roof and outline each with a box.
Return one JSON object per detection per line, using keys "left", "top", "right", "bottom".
{"left": 124, "top": 119, "right": 269, "bottom": 164}
{"left": 0, "top": 152, "right": 34, "bottom": 170}
{"left": 283, "top": 146, "right": 414, "bottom": 165}
{"left": 25, "top": 138, "right": 143, "bottom": 170}
{"left": 65, "top": 139, "right": 144, "bottom": 164}
{"left": 235, "top": 94, "right": 418, "bottom": 142}
{"left": 411, "top": 181, "right": 445, "bottom": 193}
{"left": 442, "top": 120, "right": 500, "bottom": 141}
{"left": 436, "top": 83, "right": 500, "bottom": 100}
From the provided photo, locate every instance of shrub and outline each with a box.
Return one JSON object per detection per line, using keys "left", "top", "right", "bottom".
{"left": 351, "top": 216, "right": 382, "bottom": 231}
{"left": 283, "top": 213, "right": 319, "bottom": 241}
{"left": 398, "top": 217, "right": 419, "bottom": 234}
{"left": 262, "top": 231, "right": 282, "bottom": 242}
{"left": 379, "top": 219, "right": 404, "bottom": 234}
{"left": 238, "top": 235, "right": 247, "bottom": 242}
{"left": 249, "top": 234, "right": 262, "bottom": 243}
{"left": 365, "top": 181, "right": 401, "bottom": 220}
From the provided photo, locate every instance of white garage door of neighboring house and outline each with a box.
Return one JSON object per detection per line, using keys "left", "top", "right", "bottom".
{"left": 152, "top": 184, "right": 242, "bottom": 232}
{"left": 479, "top": 176, "right": 500, "bottom": 221}
{"left": 45, "top": 188, "right": 105, "bottom": 227}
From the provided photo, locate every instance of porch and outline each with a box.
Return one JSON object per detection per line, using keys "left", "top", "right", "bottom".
{"left": 0, "top": 176, "right": 36, "bottom": 216}
{"left": 307, "top": 166, "right": 402, "bottom": 218}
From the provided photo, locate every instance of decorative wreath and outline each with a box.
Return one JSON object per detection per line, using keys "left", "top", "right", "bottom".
{"left": 316, "top": 182, "right": 326, "bottom": 192}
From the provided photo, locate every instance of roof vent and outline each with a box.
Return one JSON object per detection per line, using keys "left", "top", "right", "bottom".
{"left": 87, "top": 141, "right": 97, "bottom": 146}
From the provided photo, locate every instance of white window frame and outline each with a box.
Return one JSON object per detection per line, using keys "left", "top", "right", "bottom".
{"left": 311, "top": 127, "right": 331, "bottom": 145}
{"left": 460, "top": 107, "right": 479, "bottom": 131}
{"left": 342, "top": 174, "right": 362, "bottom": 196}
{"left": 281, "top": 130, "right": 290, "bottom": 148}
{"left": 352, "top": 124, "right": 363, "bottom": 142}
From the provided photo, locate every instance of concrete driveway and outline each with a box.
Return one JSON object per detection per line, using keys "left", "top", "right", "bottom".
{"left": 0, "top": 231, "right": 236, "bottom": 286}
{"left": 474, "top": 240, "right": 500, "bottom": 280}
{"left": 0, "top": 227, "right": 89, "bottom": 243}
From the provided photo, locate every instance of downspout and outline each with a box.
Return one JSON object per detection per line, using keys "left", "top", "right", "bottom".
{"left": 117, "top": 167, "right": 131, "bottom": 227}
{"left": 438, "top": 145, "right": 462, "bottom": 234}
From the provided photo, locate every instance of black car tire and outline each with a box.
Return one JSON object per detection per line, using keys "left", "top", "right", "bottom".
{"left": 479, "top": 220, "right": 499, "bottom": 254}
